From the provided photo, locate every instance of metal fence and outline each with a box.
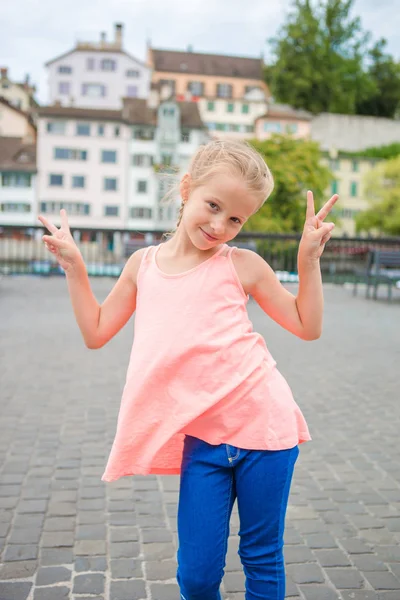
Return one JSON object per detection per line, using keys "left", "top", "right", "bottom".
{"left": 1, "top": 225, "right": 400, "bottom": 283}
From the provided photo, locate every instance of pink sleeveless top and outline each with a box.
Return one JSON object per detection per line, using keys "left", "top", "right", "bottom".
{"left": 102, "top": 244, "right": 311, "bottom": 482}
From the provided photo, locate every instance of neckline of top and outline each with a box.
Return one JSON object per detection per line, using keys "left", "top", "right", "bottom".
{"left": 153, "top": 243, "right": 229, "bottom": 278}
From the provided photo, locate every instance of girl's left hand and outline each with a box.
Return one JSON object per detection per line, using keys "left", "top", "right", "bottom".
{"left": 298, "top": 191, "right": 339, "bottom": 262}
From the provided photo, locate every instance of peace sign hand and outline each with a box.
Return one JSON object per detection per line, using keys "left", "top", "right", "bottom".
{"left": 299, "top": 191, "right": 339, "bottom": 262}
{"left": 38, "top": 209, "right": 84, "bottom": 272}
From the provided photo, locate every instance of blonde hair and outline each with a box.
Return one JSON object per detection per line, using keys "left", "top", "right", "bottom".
{"left": 161, "top": 138, "right": 274, "bottom": 239}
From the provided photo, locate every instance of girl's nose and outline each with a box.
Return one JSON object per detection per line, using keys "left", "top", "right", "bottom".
{"left": 211, "top": 220, "right": 225, "bottom": 235}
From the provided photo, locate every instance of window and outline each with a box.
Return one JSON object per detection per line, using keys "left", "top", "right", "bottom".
{"left": 114, "top": 126, "right": 120, "bottom": 137}
{"left": 76, "top": 123, "right": 91, "bottom": 136}
{"left": 207, "top": 101, "right": 215, "bottom": 112}
{"left": 1, "top": 173, "right": 31, "bottom": 187}
{"left": 216, "top": 83, "right": 232, "bottom": 98}
{"left": 163, "top": 107, "right": 175, "bottom": 117}
{"left": 72, "top": 175, "right": 85, "bottom": 188}
{"left": 126, "top": 69, "right": 139, "bottom": 77}
{"left": 130, "top": 207, "right": 152, "bottom": 219}
{"left": 329, "top": 159, "right": 340, "bottom": 171}
{"left": 54, "top": 148, "right": 87, "bottom": 160}
{"left": 87, "top": 58, "right": 95, "bottom": 70}
{"left": 137, "top": 180, "right": 147, "bottom": 193}
{"left": 104, "top": 177, "right": 117, "bottom": 191}
{"left": 82, "top": 83, "right": 106, "bottom": 97}
{"left": 159, "top": 79, "right": 176, "bottom": 93}
{"left": 286, "top": 123, "right": 298, "bottom": 134}
{"left": 127, "top": 85, "right": 138, "bottom": 97}
{"left": 40, "top": 201, "right": 90, "bottom": 215}
{"left": 352, "top": 160, "right": 359, "bottom": 172}
{"left": 331, "top": 180, "right": 339, "bottom": 195}
{"left": 101, "top": 59, "right": 116, "bottom": 71}
{"left": 227, "top": 103, "right": 234, "bottom": 113}
{"left": 245, "top": 125, "right": 254, "bottom": 133}
{"left": 49, "top": 174, "right": 63, "bottom": 186}
{"left": 206, "top": 122, "right": 216, "bottom": 130}
{"left": 58, "top": 82, "right": 70, "bottom": 95}
{"left": 245, "top": 85, "right": 261, "bottom": 94}
{"left": 350, "top": 181, "right": 358, "bottom": 197}
{"left": 181, "top": 130, "right": 190, "bottom": 143}
{"left": 58, "top": 65, "right": 72, "bottom": 74}
{"left": 132, "top": 155, "right": 153, "bottom": 167}
{"left": 242, "top": 104, "right": 249, "bottom": 114}
{"left": 187, "top": 81, "right": 204, "bottom": 96}
{"left": 104, "top": 205, "right": 119, "bottom": 216}
{"left": 98, "top": 124, "right": 105, "bottom": 136}
{"left": 1, "top": 202, "right": 31, "bottom": 213}
{"left": 47, "top": 121, "right": 66, "bottom": 134}
{"left": 263, "top": 121, "right": 281, "bottom": 133}
{"left": 101, "top": 150, "right": 117, "bottom": 163}
{"left": 132, "top": 128, "right": 155, "bottom": 140}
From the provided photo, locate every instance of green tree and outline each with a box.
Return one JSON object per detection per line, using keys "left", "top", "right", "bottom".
{"left": 356, "top": 39, "right": 400, "bottom": 118}
{"left": 265, "top": 0, "right": 378, "bottom": 115}
{"left": 246, "top": 135, "right": 332, "bottom": 233}
{"left": 355, "top": 156, "right": 400, "bottom": 235}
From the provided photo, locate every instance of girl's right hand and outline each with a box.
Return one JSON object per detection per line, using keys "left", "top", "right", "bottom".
{"left": 38, "top": 209, "right": 84, "bottom": 273}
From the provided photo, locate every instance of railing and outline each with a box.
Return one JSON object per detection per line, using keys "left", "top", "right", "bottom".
{"left": 1, "top": 225, "right": 400, "bottom": 281}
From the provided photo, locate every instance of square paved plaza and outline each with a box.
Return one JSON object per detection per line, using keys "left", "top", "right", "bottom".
{"left": 1, "top": 276, "right": 399, "bottom": 600}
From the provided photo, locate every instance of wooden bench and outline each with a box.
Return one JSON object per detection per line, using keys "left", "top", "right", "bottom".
{"left": 353, "top": 250, "right": 400, "bottom": 301}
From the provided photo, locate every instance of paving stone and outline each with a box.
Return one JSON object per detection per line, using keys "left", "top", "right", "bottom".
{"left": 364, "top": 571, "right": 400, "bottom": 590}
{"left": 40, "top": 548, "right": 74, "bottom": 565}
{"left": 75, "top": 524, "right": 106, "bottom": 540}
{"left": 73, "top": 573, "right": 105, "bottom": 595}
{"left": 110, "top": 526, "right": 139, "bottom": 542}
{"left": 340, "top": 539, "right": 375, "bottom": 554}
{"left": 110, "top": 558, "right": 143, "bottom": 578}
{"left": 299, "top": 585, "right": 341, "bottom": 599}
{"left": 74, "top": 540, "right": 107, "bottom": 555}
{"left": 286, "top": 563, "right": 325, "bottom": 584}
{"left": 314, "top": 549, "right": 352, "bottom": 567}
{"left": 41, "top": 531, "right": 74, "bottom": 547}
{"left": 8, "top": 528, "right": 41, "bottom": 544}
{"left": 142, "top": 542, "right": 176, "bottom": 560}
{"left": 325, "top": 567, "right": 365, "bottom": 589}
{"left": 75, "top": 556, "right": 108, "bottom": 572}
{"left": 110, "top": 579, "right": 147, "bottom": 600}
{"left": 0, "top": 560, "right": 37, "bottom": 579}
{"left": 351, "top": 554, "right": 389, "bottom": 572}
{"left": 142, "top": 528, "right": 173, "bottom": 543}
{"left": 36, "top": 566, "right": 72, "bottom": 585}
{"left": 340, "top": 592, "right": 378, "bottom": 600}
{"left": 3, "top": 544, "right": 38, "bottom": 561}
{"left": 150, "top": 583, "right": 181, "bottom": 599}
{"left": 145, "top": 559, "right": 176, "bottom": 580}
{"left": 43, "top": 517, "right": 75, "bottom": 531}
{"left": 284, "top": 545, "right": 316, "bottom": 563}
{"left": 110, "top": 541, "right": 140, "bottom": 558}
{"left": 17, "top": 500, "right": 47, "bottom": 514}
{"left": 305, "top": 533, "right": 338, "bottom": 549}
{"left": 224, "top": 572, "right": 245, "bottom": 592}
{"left": 33, "top": 586, "right": 70, "bottom": 600}
{"left": 0, "top": 582, "right": 32, "bottom": 600}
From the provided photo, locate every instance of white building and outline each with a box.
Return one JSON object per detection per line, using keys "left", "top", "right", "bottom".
{"left": 0, "top": 137, "right": 37, "bottom": 226}
{"left": 34, "top": 93, "right": 208, "bottom": 233}
{"left": 46, "top": 23, "right": 151, "bottom": 110}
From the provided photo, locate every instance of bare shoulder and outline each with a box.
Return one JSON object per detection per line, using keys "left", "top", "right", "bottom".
{"left": 122, "top": 246, "right": 148, "bottom": 286}
{"left": 230, "top": 247, "right": 274, "bottom": 295}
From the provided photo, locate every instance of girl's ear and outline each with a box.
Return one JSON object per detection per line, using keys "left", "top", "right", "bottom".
{"left": 180, "top": 173, "right": 191, "bottom": 203}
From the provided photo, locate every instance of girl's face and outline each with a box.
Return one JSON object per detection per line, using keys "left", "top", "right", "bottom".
{"left": 181, "top": 173, "right": 260, "bottom": 249}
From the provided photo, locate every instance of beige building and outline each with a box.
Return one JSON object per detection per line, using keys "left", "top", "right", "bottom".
{"left": 148, "top": 47, "right": 270, "bottom": 138}
{"left": 0, "top": 97, "right": 36, "bottom": 140}
{"left": 0, "top": 68, "right": 38, "bottom": 112}
{"left": 255, "top": 104, "right": 312, "bottom": 140}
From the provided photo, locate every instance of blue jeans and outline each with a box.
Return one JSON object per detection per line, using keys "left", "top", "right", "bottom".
{"left": 176, "top": 435, "right": 299, "bottom": 600}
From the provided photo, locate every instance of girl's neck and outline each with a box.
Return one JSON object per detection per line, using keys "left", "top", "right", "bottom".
{"left": 163, "top": 229, "right": 224, "bottom": 259}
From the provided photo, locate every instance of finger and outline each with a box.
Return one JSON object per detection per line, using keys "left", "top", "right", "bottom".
{"left": 38, "top": 215, "right": 59, "bottom": 235}
{"left": 60, "top": 209, "right": 70, "bottom": 232}
{"left": 321, "top": 232, "right": 332, "bottom": 245}
{"left": 316, "top": 194, "right": 339, "bottom": 221}
{"left": 42, "top": 235, "right": 69, "bottom": 249}
{"left": 306, "top": 190, "right": 315, "bottom": 220}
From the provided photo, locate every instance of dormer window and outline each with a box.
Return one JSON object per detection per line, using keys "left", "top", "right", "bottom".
{"left": 58, "top": 65, "right": 72, "bottom": 74}
{"left": 101, "top": 59, "right": 116, "bottom": 71}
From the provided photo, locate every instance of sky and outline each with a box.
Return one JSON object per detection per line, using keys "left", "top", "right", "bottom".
{"left": 1, "top": 0, "right": 399, "bottom": 104}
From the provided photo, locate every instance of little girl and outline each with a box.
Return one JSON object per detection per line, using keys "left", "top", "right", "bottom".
{"left": 39, "top": 139, "right": 338, "bottom": 600}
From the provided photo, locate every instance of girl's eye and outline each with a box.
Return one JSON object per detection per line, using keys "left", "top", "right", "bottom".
{"left": 208, "top": 202, "right": 218, "bottom": 210}
{"left": 231, "top": 218, "right": 241, "bottom": 224}
{"left": 208, "top": 202, "right": 241, "bottom": 224}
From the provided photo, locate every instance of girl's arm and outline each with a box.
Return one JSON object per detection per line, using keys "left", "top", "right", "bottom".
{"left": 237, "top": 191, "right": 338, "bottom": 341}
{"left": 39, "top": 209, "right": 144, "bottom": 349}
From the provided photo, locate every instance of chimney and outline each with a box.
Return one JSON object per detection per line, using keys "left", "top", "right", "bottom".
{"left": 100, "top": 32, "right": 106, "bottom": 47}
{"left": 1, "top": 67, "right": 8, "bottom": 79}
{"left": 114, "top": 23, "right": 123, "bottom": 49}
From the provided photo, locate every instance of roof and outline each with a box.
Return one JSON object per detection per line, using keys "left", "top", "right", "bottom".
{"left": 310, "top": 112, "right": 400, "bottom": 152}
{"left": 122, "top": 98, "right": 205, "bottom": 129}
{"left": 151, "top": 48, "right": 264, "bottom": 80}
{"left": 45, "top": 47, "right": 148, "bottom": 69}
{"left": 0, "top": 137, "right": 36, "bottom": 172}
{"left": 36, "top": 99, "right": 206, "bottom": 130}
{"left": 35, "top": 105, "right": 126, "bottom": 123}
{"left": 257, "top": 103, "right": 312, "bottom": 121}
{"left": 0, "top": 96, "right": 36, "bottom": 125}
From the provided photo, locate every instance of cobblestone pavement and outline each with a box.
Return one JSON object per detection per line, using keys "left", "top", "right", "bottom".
{"left": 0, "top": 276, "right": 399, "bottom": 600}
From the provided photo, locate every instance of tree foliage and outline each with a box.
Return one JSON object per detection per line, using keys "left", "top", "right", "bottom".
{"left": 265, "top": 0, "right": 400, "bottom": 118}
{"left": 355, "top": 156, "right": 400, "bottom": 236}
{"left": 246, "top": 135, "right": 332, "bottom": 233}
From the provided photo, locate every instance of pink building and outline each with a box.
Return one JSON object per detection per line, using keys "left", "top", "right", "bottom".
{"left": 255, "top": 104, "right": 312, "bottom": 140}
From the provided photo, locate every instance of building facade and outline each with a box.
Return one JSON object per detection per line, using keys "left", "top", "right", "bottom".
{"left": 0, "top": 98, "right": 37, "bottom": 139}
{"left": 0, "top": 137, "right": 37, "bottom": 226}
{"left": 46, "top": 24, "right": 151, "bottom": 110}
{"left": 32, "top": 94, "right": 208, "bottom": 232}
{"left": 255, "top": 104, "right": 312, "bottom": 140}
{"left": 148, "top": 47, "right": 270, "bottom": 138}
{"left": 0, "top": 68, "right": 38, "bottom": 112}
